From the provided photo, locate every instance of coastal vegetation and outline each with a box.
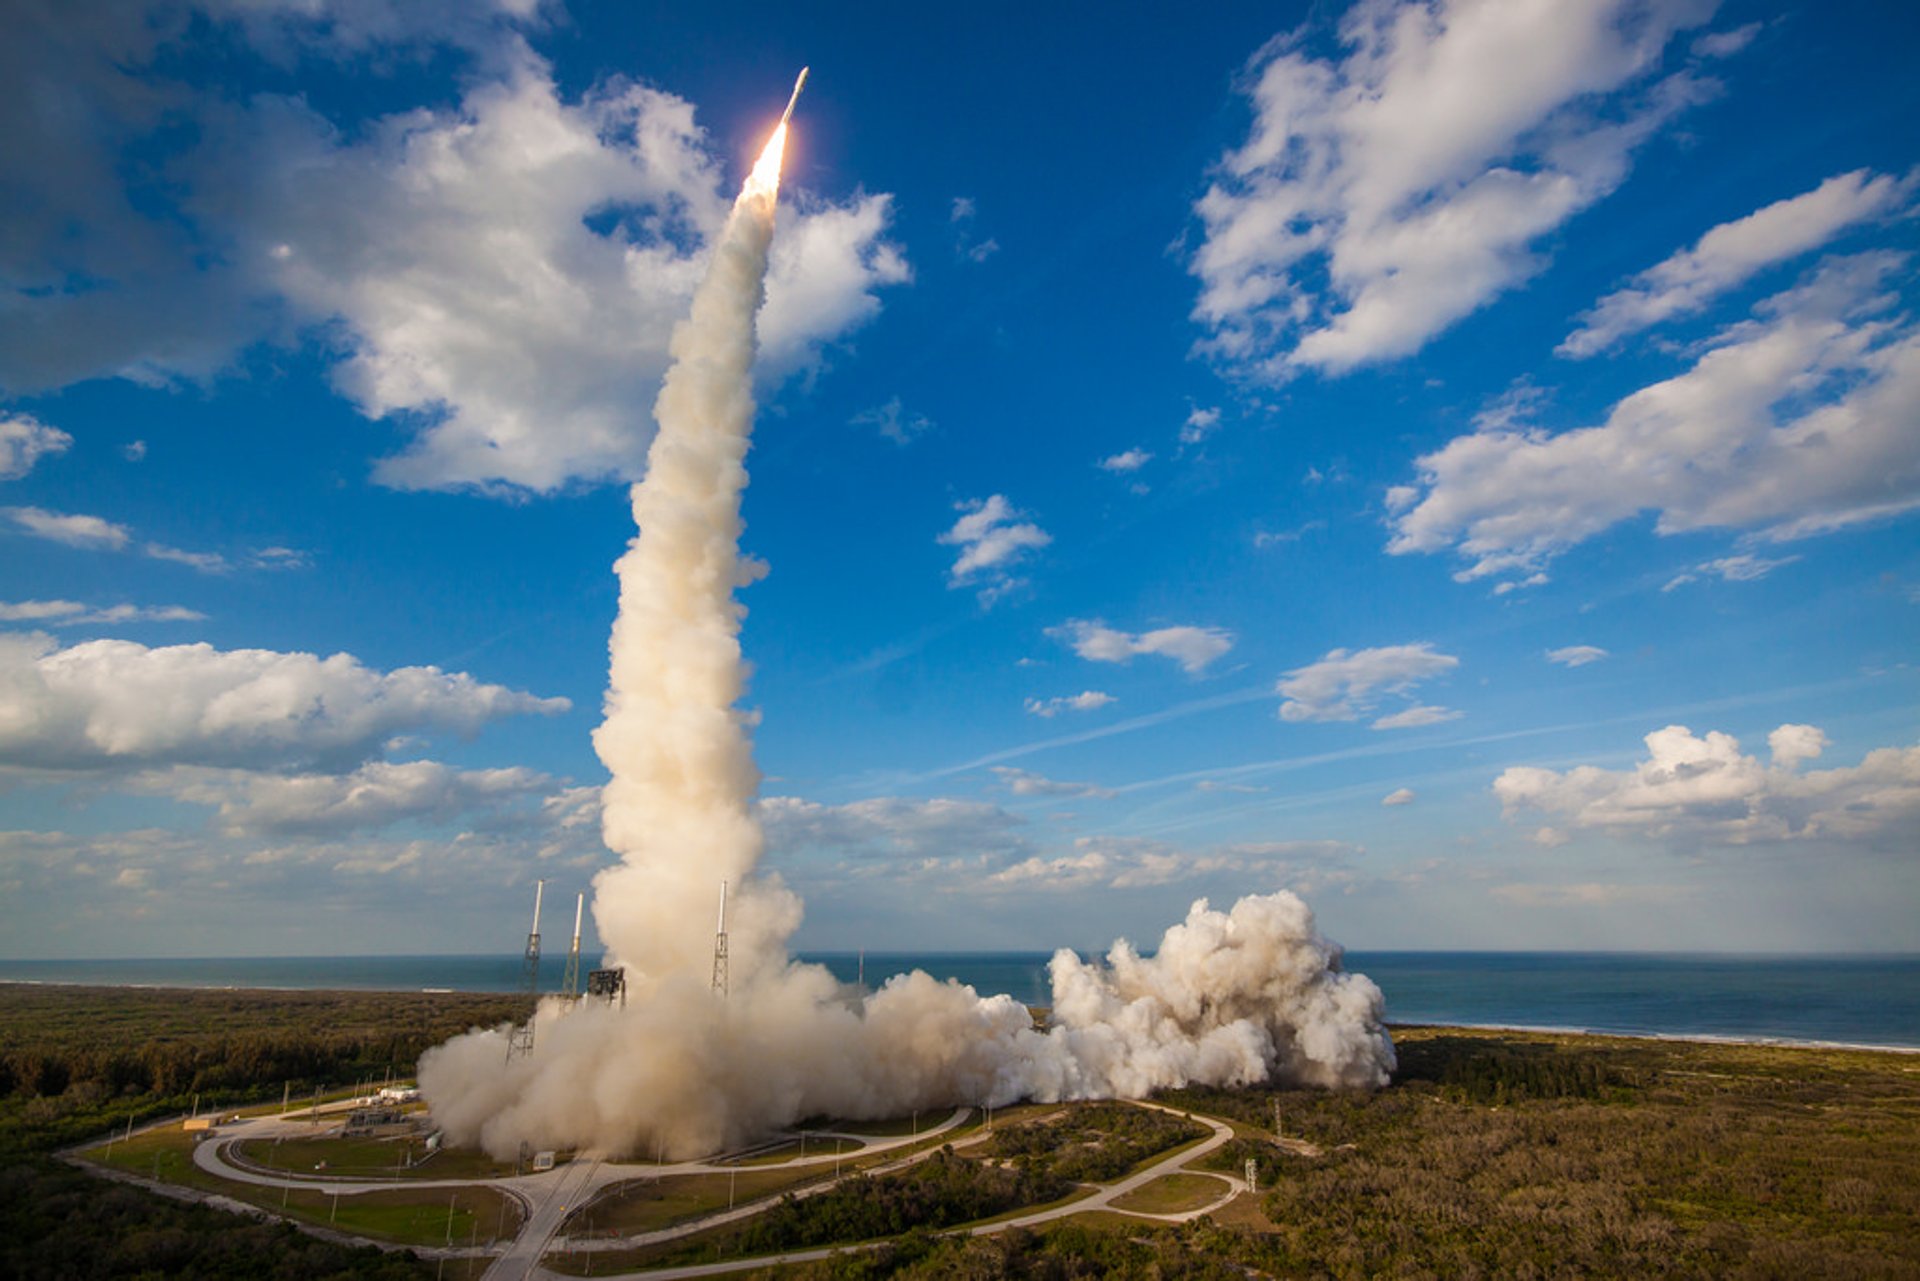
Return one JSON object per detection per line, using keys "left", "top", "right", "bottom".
{"left": 0, "top": 983, "right": 520, "bottom": 1280}
{"left": 7, "top": 982, "right": 1918, "bottom": 1279}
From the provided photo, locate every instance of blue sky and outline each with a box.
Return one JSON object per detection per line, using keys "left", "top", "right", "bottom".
{"left": 1, "top": 0, "right": 1915, "bottom": 959}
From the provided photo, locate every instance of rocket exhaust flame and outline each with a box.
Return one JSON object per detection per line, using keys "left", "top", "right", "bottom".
{"left": 418, "top": 73, "right": 1393, "bottom": 1161}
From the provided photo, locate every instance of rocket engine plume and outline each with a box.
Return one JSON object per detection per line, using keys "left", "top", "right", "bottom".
{"left": 418, "top": 74, "right": 1394, "bottom": 1162}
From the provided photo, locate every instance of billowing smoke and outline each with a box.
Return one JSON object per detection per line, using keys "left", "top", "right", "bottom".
{"left": 419, "top": 102, "right": 1393, "bottom": 1161}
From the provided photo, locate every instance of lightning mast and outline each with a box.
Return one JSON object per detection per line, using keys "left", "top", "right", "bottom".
{"left": 506, "top": 879, "right": 545, "bottom": 1061}
{"left": 710, "top": 880, "right": 729, "bottom": 998}
{"left": 561, "top": 891, "right": 584, "bottom": 1000}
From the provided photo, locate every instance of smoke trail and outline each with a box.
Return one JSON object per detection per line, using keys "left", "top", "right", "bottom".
{"left": 418, "top": 100, "right": 1394, "bottom": 1162}
{"left": 588, "top": 121, "right": 797, "bottom": 990}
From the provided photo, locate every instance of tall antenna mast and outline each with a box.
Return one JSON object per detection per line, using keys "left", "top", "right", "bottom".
{"left": 562, "top": 891, "right": 584, "bottom": 1000}
{"left": 506, "top": 879, "right": 545, "bottom": 1061}
{"left": 710, "top": 879, "right": 729, "bottom": 998}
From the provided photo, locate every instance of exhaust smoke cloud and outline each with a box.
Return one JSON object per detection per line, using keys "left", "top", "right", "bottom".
{"left": 419, "top": 88, "right": 1393, "bottom": 1161}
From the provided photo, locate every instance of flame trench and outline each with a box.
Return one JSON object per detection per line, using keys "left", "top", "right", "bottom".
{"left": 418, "top": 90, "right": 1394, "bottom": 1163}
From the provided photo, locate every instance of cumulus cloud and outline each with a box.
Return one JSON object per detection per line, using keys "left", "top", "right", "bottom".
{"left": 155, "top": 759, "right": 560, "bottom": 837}
{"left": 1561, "top": 168, "right": 1913, "bottom": 356}
{"left": 1191, "top": 0, "right": 1715, "bottom": 377}
{"left": 1097, "top": 448, "right": 1152, "bottom": 473}
{"left": 1546, "top": 645, "right": 1609, "bottom": 667}
{"left": 2, "top": 14, "right": 907, "bottom": 494}
{"left": 938, "top": 495, "right": 1050, "bottom": 599}
{"left": 0, "top": 414, "right": 71, "bottom": 479}
{"left": 990, "top": 767, "right": 1114, "bottom": 800}
{"left": 850, "top": 397, "right": 932, "bottom": 446}
{"left": 1179, "top": 406, "right": 1221, "bottom": 445}
{"left": 1767, "top": 723, "right": 1828, "bottom": 769}
{"left": 3, "top": 507, "right": 130, "bottom": 550}
{"left": 1024, "top": 691, "right": 1116, "bottom": 719}
{"left": 1048, "top": 619, "right": 1234, "bottom": 674}
{"left": 1381, "top": 787, "right": 1416, "bottom": 806}
{"left": 1494, "top": 723, "right": 1920, "bottom": 847}
{"left": 1277, "top": 643, "right": 1459, "bottom": 725}
{"left": 0, "top": 632, "right": 567, "bottom": 772}
{"left": 0, "top": 600, "right": 204, "bottom": 626}
{"left": 1390, "top": 254, "right": 1920, "bottom": 583}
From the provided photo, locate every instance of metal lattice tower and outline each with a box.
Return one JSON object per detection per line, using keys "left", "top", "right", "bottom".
{"left": 561, "top": 891, "right": 584, "bottom": 1001}
{"left": 506, "top": 879, "right": 545, "bottom": 1062}
{"left": 710, "top": 879, "right": 729, "bottom": 998}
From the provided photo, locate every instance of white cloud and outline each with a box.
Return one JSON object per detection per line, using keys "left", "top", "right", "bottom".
{"left": 156, "top": 759, "right": 559, "bottom": 837}
{"left": 0, "top": 600, "right": 204, "bottom": 626}
{"left": 1023, "top": 691, "right": 1116, "bottom": 719}
{"left": 1691, "top": 22, "right": 1761, "bottom": 58}
{"left": 1, "top": 17, "right": 906, "bottom": 494}
{"left": 3, "top": 506, "right": 131, "bottom": 550}
{"left": 208, "top": 53, "right": 908, "bottom": 494}
{"left": 1494, "top": 723, "right": 1920, "bottom": 847}
{"left": 1768, "top": 723, "right": 1827, "bottom": 769}
{"left": 122, "top": 440, "right": 147, "bottom": 462}
{"left": 1370, "top": 704, "right": 1461, "bottom": 730}
{"left": 1179, "top": 406, "right": 1221, "bottom": 445}
{"left": 989, "top": 766, "right": 1113, "bottom": 800}
{"left": 0, "top": 414, "right": 72, "bottom": 479}
{"left": 0, "top": 632, "right": 567, "bottom": 772}
{"left": 1561, "top": 168, "right": 1912, "bottom": 356}
{"left": 938, "top": 495, "right": 1050, "bottom": 599}
{"left": 987, "top": 835, "right": 1357, "bottom": 893}
{"left": 1277, "top": 642, "right": 1459, "bottom": 724}
{"left": 1381, "top": 787, "right": 1416, "bottom": 806}
{"left": 1390, "top": 254, "right": 1920, "bottom": 582}
{"left": 850, "top": 397, "right": 932, "bottom": 446}
{"left": 1546, "top": 645, "right": 1609, "bottom": 667}
{"left": 948, "top": 196, "right": 999, "bottom": 263}
{"left": 1705, "top": 554, "right": 1795, "bottom": 581}
{"left": 1191, "top": 0, "right": 1715, "bottom": 377}
{"left": 1196, "top": 780, "right": 1266, "bottom": 795}
{"left": 1048, "top": 619, "right": 1234, "bottom": 674}
{"left": 143, "top": 542, "right": 229, "bottom": 573}
{"left": 758, "top": 795, "right": 1028, "bottom": 862}
{"left": 2, "top": 506, "right": 287, "bottom": 574}
{"left": 1097, "top": 448, "right": 1152, "bottom": 473}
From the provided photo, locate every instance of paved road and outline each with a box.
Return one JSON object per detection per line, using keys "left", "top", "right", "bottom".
{"left": 179, "top": 1099, "right": 1241, "bottom": 1279}
{"left": 545, "top": 1102, "right": 1244, "bottom": 1280}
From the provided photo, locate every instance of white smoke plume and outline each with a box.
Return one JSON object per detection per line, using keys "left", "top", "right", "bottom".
{"left": 420, "top": 101, "right": 1393, "bottom": 1161}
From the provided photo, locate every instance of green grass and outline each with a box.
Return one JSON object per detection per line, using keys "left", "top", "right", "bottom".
{"left": 77, "top": 1125, "right": 525, "bottom": 1248}
{"left": 1108, "top": 1172, "right": 1233, "bottom": 1215}
{"left": 233, "top": 1134, "right": 519, "bottom": 1180}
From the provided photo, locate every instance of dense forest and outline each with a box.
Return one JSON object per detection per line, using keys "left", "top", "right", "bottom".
{"left": 0, "top": 984, "right": 521, "bottom": 1280}
{"left": 740, "top": 1147, "right": 1069, "bottom": 1253}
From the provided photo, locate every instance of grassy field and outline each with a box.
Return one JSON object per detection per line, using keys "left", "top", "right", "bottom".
{"left": 1108, "top": 1171, "right": 1233, "bottom": 1215}
{"left": 233, "top": 1134, "right": 521, "bottom": 1181}
{"left": 79, "top": 1125, "right": 525, "bottom": 1249}
{"left": 570, "top": 1029, "right": 1920, "bottom": 1280}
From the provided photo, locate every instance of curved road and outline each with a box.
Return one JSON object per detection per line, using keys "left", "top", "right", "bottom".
{"left": 536, "top": 1102, "right": 1245, "bottom": 1280}
{"left": 179, "top": 1100, "right": 1244, "bottom": 1280}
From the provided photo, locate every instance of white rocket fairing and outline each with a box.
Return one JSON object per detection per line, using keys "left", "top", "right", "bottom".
{"left": 779, "top": 67, "right": 809, "bottom": 128}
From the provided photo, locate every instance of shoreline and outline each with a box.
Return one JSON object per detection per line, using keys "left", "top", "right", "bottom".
{"left": 5, "top": 979, "right": 1917, "bottom": 1056}
{"left": 1386, "top": 1019, "right": 1920, "bottom": 1056}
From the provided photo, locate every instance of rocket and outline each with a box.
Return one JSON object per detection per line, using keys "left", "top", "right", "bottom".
{"left": 779, "top": 67, "right": 809, "bottom": 128}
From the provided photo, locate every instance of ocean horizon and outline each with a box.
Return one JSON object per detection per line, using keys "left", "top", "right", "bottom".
{"left": 4, "top": 951, "right": 1917, "bottom": 1052}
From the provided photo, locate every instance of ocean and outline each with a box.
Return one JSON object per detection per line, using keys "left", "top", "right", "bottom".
{"left": 3, "top": 951, "right": 1917, "bottom": 1050}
